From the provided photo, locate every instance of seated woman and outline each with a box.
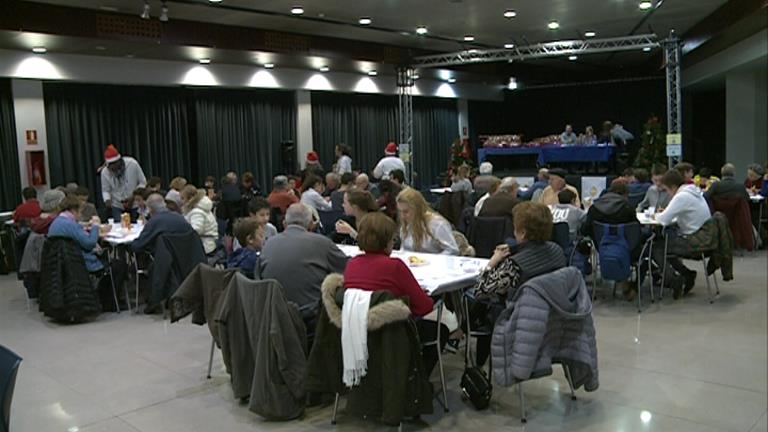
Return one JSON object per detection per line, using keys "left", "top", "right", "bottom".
{"left": 450, "top": 164, "right": 473, "bottom": 193}
{"left": 30, "top": 189, "right": 66, "bottom": 235}
{"left": 48, "top": 196, "right": 105, "bottom": 273}
{"left": 180, "top": 185, "right": 219, "bottom": 256}
{"left": 470, "top": 201, "right": 567, "bottom": 367}
{"left": 344, "top": 212, "right": 446, "bottom": 374}
{"left": 165, "top": 176, "right": 187, "bottom": 207}
{"left": 300, "top": 175, "right": 332, "bottom": 212}
{"left": 397, "top": 188, "right": 459, "bottom": 255}
{"left": 332, "top": 189, "right": 378, "bottom": 244}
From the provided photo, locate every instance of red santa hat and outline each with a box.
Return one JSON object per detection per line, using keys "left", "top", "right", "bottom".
{"left": 306, "top": 151, "right": 320, "bottom": 164}
{"left": 385, "top": 142, "right": 398, "bottom": 156}
{"left": 104, "top": 144, "right": 121, "bottom": 163}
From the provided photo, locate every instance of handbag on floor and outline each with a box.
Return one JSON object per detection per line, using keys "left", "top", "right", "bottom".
{"left": 461, "top": 365, "right": 492, "bottom": 410}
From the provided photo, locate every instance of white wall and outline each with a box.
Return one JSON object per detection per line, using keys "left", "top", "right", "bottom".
{"left": 726, "top": 69, "right": 768, "bottom": 179}
{"left": 295, "top": 90, "right": 313, "bottom": 168}
{"left": 457, "top": 99, "right": 469, "bottom": 139}
{"left": 0, "top": 49, "right": 504, "bottom": 101}
{"left": 11, "top": 79, "right": 50, "bottom": 191}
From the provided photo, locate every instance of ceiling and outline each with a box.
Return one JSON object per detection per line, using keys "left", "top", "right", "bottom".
{"left": 2, "top": 0, "right": 730, "bottom": 84}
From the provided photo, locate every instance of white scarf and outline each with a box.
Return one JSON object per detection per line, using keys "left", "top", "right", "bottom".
{"left": 341, "top": 288, "right": 372, "bottom": 387}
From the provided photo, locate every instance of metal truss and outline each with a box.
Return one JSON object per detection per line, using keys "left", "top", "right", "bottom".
{"left": 397, "top": 66, "right": 415, "bottom": 184}
{"left": 662, "top": 30, "right": 682, "bottom": 167}
{"left": 412, "top": 34, "right": 660, "bottom": 68}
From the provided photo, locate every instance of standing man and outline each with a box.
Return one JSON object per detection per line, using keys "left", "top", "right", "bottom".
{"left": 101, "top": 144, "right": 147, "bottom": 221}
{"left": 373, "top": 142, "right": 406, "bottom": 180}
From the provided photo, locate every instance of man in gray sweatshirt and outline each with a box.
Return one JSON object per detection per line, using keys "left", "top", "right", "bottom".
{"left": 549, "top": 189, "right": 586, "bottom": 242}
{"left": 637, "top": 164, "right": 671, "bottom": 212}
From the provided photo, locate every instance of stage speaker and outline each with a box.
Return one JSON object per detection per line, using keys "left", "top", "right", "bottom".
{"left": 280, "top": 140, "right": 297, "bottom": 175}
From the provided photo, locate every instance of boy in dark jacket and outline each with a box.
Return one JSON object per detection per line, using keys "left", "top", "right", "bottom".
{"left": 583, "top": 179, "right": 637, "bottom": 238}
{"left": 227, "top": 218, "right": 264, "bottom": 279}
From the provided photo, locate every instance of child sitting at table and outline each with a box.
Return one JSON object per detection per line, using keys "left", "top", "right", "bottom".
{"left": 227, "top": 218, "right": 265, "bottom": 279}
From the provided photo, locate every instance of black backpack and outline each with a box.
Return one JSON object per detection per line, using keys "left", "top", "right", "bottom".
{"left": 460, "top": 323, "right": 492, "bottom": 410}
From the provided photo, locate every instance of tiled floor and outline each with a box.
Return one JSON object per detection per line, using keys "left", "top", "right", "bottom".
{"left": 1, "top": 252, "right": 766, "bottom": 432}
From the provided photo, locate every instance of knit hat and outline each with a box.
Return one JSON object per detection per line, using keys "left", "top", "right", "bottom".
{"left": 385, "top": 142, "right": 398, "bottom": 155}
{"left": 104, "top": 145, "right": 121, "bottom": 164}
{"left": 40, "top": 189, "right": 66, "bottom": 212}
{"left": 306, "top": 151, "right": 319, "bottom": 164}
{"left": 479, "top": 161, "right": 493, "bottom": 175}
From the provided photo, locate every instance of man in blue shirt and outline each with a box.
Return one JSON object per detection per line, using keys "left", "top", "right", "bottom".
{"left": 132, "top": 193, "right": 193, "bottom": 254}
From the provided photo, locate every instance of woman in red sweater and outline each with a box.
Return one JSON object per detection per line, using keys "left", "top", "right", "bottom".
{"left": 344, "top": 212, "right": 446, "bottom": 373}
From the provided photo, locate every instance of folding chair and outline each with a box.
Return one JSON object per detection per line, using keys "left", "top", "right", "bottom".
{"left": 591, "top": 221, "right": 644, "bottom": 312}
{"left": 467, "top": 216, "right": 514, "bottom": 259}
{"left": 659, "top": 230, "right": 720, "bottom": 304}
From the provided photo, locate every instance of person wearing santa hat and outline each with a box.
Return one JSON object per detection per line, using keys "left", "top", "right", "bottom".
{"left": 100, "top": 144, "right": 147, "bottom": 221}
{"left": 299, "top": 150, "right": 325, "bottom": 186}
{"left": 373, "top": 142, "right": 405, "bottom": 180}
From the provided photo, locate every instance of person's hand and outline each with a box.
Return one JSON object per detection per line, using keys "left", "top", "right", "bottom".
{"left": 335, "top": 220, "right": 353, "bottom": 235}
{"left": 90, "top": 216, "right": 102, "bottom": 227}
{"left": 325, "top": 196, "right": 331, "bottom": 202}
{"left": 488, "top": 244, "right": 510, "bottom": 269}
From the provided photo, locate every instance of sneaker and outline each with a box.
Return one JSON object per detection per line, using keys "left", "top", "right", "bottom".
{"left": 684, "top": 271, "right": 697, "bottom": 295}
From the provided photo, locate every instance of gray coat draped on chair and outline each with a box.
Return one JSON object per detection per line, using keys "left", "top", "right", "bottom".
{"left": 491, "top": 267, "right": 599, "bottom": 391}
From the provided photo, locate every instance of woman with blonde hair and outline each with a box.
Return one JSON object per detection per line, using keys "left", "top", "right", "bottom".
{"left": 165, "top": 176, "right": 187, "bottom": 207}
{"left": 180, "top": 185, "right": 219, "bottom": 255}
{"left": 396, "top": 187, "right": 459, "bottom": 255}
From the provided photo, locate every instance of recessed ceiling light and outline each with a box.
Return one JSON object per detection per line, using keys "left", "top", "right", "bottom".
{"left": 368, "top": 70, "right": 378, "bottom": 76}
{"left": 464, "top": 35, "right": 475, "bottom": 42}
{"left": 447, "top": 77, "right": 456, "bottom": 83}
{"left": 504, "top": 43, "right": 515, "bottom": 49}
{"left": 198, "top": 58, "right": 211, "bottom": 64}
{"left": 415, "top": 26, "right": 428, "bottom": 35}
{"left": 503, "top": 9, "right": 517, "bottom": 18}
{"left": 639, "top": 1, "right": 653, "bottom": 10}
{"left": 642, "top": 46, "right": 652, "bottom": 52}
{"left": 585, "top": 31, "right": 596, "bottom": 37}
{"left": 548, "top": 20, "right": 560, "bottom": 30}
{"left": 208, "top": 0, "right": 222, "bottom": 3}
{"left": 412, "top": 74, "right": 420, "bottom": 80}
{"left": 264, "top": 63, "right": 275, "bottom": 69}
{"left": 358, "top": 17, "right": 372, "bottom": 25}
{"left": 32, "top": 46, "right": 47, "bottom": 54}
{"left": 319, "top": 66, "right": 330, "bottom": 72}
{"left": 568, "top": 55, "right": 578, "bottom": 61}
{"left": 290, "top": 6, "right": 304, "bottom": 15}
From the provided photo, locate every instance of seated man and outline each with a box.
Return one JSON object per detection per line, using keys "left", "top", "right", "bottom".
{"left": 652, "top": 170, "right": 711, "bottom": 299}
{"left": 560, "top": 124, "right": 577, "bottom": 145}
{"left": 674, "top": 161, "right": 695, "bottom": 184}
{"left": 707, "top": 163, "right": 749, "bottom": 201}
{"left": 479, "top": 177, "right": 519, "bottom": 222}
{"left": 519, "top": 168, "right": 549, "bottom": 201}
{"left": 331, "top": 172, "right": 355, "bottom": 211}
{"left": 13, "top": 187, "right": 41, "bottom": 225}
{"left": 538, "top": 168, "right": 581, "bottom": 207}
{"left": 74, "top": 187, "right": 99, "bottom": 222}
{"left": 324, "top": 172, "right": 340, "bottom": 197}
{"left": 267, "top": 175, "right": 300, "bottom": 215}
{"left": 132, "top": 193, "right": 194, "bottom": 255}
{"left": 227, "top": 218, "right": 265, "bottom": 279}
{"left": 629, "top": 168, "right": 652, "bottom": 196}
{"left": 637, "top": 164, "right": 671, "bottom": 212}
{"left": 258, "top": 204, "right": 348, "bottom": 314}
{"left": 473, "top": 176, "right": 501, "bottom": 216}
{"left": 549, "top": 189, "right": 585, "bottom": 242}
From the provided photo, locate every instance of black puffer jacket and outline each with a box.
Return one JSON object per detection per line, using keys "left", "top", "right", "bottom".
{"left": 39, "top": 237, "right": 101, "bottom": 322}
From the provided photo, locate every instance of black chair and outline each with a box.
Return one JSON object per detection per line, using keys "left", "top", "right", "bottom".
{"left": 591, "top": 221, "right": 644, "bottom": 311}
{"left": 269, "top": 207, "right": 285, "bottom": 233}
{"left": 0, "top": 345, "right": 22, "bottom": 432}
{"left": 317, "top": 209, "right": 344, "bottom": 236}
{"left": 551, "top": 222, "right": 571, "bottom": 252}
{"left": 457, "top": 207, "right": 475, "bottom": 235}
{"left": 437, "top": 191, "right": 468, "bottom": 228}
{"left": 467, "top": 216, "right": 514, "bottom": 258}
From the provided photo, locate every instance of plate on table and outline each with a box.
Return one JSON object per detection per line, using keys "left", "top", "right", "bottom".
{"left": 407, "top": 256, "right": 429, "bottom": 267}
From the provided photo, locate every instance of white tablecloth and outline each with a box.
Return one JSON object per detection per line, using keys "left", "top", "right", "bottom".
{"left": 104, "top": 223, "right": 144, "bottom": 246}
{"left": 636, "top": 212, "right": 662, "bottom": 226}
{"left": 337, "top": 245, "right": 488, "bottom": 296}
{"left": 429, "top": 187, "right": 452, "bottom": 195}
{"left": 750, "top": 194, "right": 765, "bottom": 202}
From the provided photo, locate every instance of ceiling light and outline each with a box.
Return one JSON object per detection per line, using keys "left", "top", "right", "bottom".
{"left": 291, "top": 6, "right": 304, "bottom": 15}
{"left": 504, "top": 43, "right": 515, "bottom": 49}
{"left": 412, "top": 74, "right": 419, "bottom": 80}
{"left": 319, "top": 66, "right": 330, "bottom": 72}
{"left": 464, "top": 35, "right": 475, "bottom": 42}
{"left": 264, "top": 63, "right": 275, "bottom": 69}
{"left": 639, "top": 1, "right": 653, "bottom": 10}
{"left": 198, "top": 58, "right": 211, "bottom": 64}
{"left": 140, "top": 0, "right": 150, "bottom": 19}
{"left": 415, "top": 26, "right": 428, "bottom": 35}
{"left": 208, "top": 0, "right": 222, "bottom": 3}
{"left": 547, "top": 20, "right": 560, "bottom": 30}
{"left": 503, "top": 9, "right": 517, "bottom": 18}
{"left": 585, "top": 31, "right": 596, "bottom": 37}
{"left": 642, "top": 46, "right": 652, "bottom": 52}
{"left": 367, "top": 70, "right": 378, "bottom": 76}
{"left": 568, "top": 55, "right": 578, "bottom": 61}
{"left": 31, "top": 46, "right": 47, "bottom": 54}
{"left": 159, "top": 1, "right": 169, "bottom": 22}
{"left": 447, "top": 77, "right": 456, "bottom": 83}
{"left": 507, "top": 77, "right": 518, "bottom": 90}
{"left": 358, "top": 17, "right": 372, "bottom": 25}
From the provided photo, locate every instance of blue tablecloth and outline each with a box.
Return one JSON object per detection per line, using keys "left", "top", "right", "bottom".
{"left": 478, "top": 145, "right": 615, "bottom": 165}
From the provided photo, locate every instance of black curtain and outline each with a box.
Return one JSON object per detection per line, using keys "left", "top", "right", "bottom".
{"left": 312, "top": 92, "right": 457, "bottom": 185}
{"left": 193, "top": 88, "right": 296, "bottom": 192}
{"left": 44, "top": 82, "right": 191, "bottom": 203}
{"left": 0, "top": 79, "right": 21, "bottom": 210}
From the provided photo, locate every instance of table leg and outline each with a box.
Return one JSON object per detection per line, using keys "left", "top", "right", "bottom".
{"left": 435, "top": 299, "right": 449, "bottom": 412}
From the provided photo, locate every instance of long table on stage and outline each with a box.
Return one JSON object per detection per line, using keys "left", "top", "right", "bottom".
{"left": 478, "top": 144, "right": 616, "bottom": 166}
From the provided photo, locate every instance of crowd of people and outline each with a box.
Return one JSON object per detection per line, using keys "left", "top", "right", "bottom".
{"left": 9, "top": 138, "right": 767, "bottom": 395}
